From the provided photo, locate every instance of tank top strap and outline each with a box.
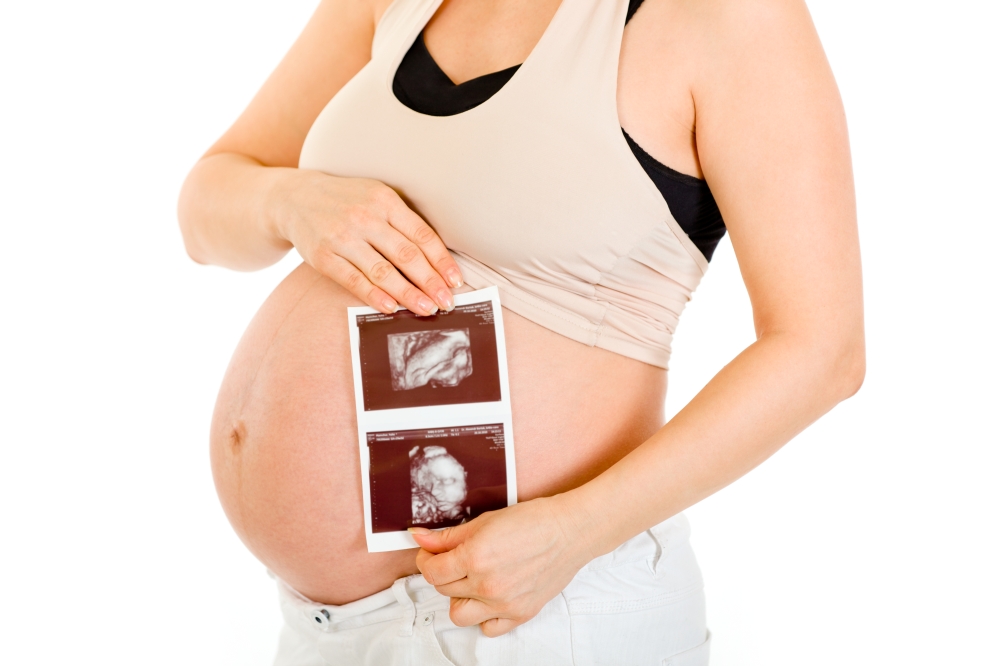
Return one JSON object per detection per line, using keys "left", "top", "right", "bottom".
{"left": 371, "top": 0, "right": 442, "bottom": 61}
{"left": 512, "top": 0, "right": 631, "bottom": 111}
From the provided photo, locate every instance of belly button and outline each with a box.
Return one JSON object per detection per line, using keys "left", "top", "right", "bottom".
{"left": 229, "top": 420, "right": 247, "bottom": 450}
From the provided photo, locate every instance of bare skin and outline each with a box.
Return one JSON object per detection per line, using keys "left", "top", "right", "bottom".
{"left": 179, "top": 0, "right": 864, "bottom": 632}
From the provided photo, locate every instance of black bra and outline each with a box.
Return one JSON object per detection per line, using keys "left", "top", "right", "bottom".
{"left": 391, "top": 0, "right": 727, "bottom": 261}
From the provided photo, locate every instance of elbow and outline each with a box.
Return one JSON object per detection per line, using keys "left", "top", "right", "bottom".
{"left": 840, "top": 338, "right": 866, "bottom": 399}
{"left": 767, "top": 325, "right": 866, "bottom": 404}
{"left": 176, "top": 175, "right": 209, "bottom": 266}
{"left": 177, "top": 217, "right": 207, "bottom": 265}
{"left": 180, "top": 227, "right": 208, "bottom": 266}
{"left": 829, "top": 328, "right": 866, "bottom": 402}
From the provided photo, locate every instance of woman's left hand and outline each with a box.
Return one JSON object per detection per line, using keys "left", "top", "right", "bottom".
{"left": 411, "top": 495, "right": 594, "bottom": 637}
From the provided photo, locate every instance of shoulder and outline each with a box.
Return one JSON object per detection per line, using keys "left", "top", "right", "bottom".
{"left": 631, "top": 0, "right": 831, "bottom": 83}
{"left": 619, "top": 0, "right": 828, "bottom": 175}
{"left": 370, "top": 0, "right": 398, "bottom": 26}
{"left": 680, "top": 0, "right": 820, "bottom": 42}
{"left": 680, "top": 0, "right": 837, "bottom": 98}
{"left": 312, "top": 0, "right": 396, "bottom": 35}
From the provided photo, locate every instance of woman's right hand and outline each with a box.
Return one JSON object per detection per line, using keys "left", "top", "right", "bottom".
{"left": 274, "top": 170, "right": 464, "bottom": 315}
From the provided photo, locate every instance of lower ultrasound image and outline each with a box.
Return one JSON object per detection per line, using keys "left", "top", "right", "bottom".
{"left": 356, "top": 302, "right": 501, "bottom": 411}
{"left": 410, "top": 445, "right": 469, "bottom": 524}
{"left": 368, "top": 425, "right": 508, "bottom": 532}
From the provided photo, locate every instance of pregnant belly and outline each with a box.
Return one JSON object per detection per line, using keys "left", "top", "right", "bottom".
{"left": 210, "top": 263, "right": 667, "bottom": 604}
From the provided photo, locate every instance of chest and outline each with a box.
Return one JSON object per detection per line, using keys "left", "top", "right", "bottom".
{"left": 299, "top": 0, "right": 699, "bottom": 281}
{"left": 422, "top": 0, "right": 701, "bottom": 179}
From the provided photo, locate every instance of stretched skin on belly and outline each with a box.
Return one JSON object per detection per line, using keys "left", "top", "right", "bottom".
{"left": 210, "top": 263, "right": 668, "bottom": 604}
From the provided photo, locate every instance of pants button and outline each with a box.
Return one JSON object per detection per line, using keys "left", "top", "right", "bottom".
{"left": 310, "top": 608, "right": 331, "bottom": 630}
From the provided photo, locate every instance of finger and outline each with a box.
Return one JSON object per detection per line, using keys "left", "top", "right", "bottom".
{"left": 480, "top": 617, "right": 521, "bottom": 638}
{"left": 386, "top": 202, "right": 464, "bottom": 290}
{"left": 322, "top": 254, "right": 398, "bottom": 314}
{"left": 342, "top": 243, "right": 439, "bottom": 316}
{"left": 449, "top": 597, "right": 499, "bottom": 628}
{"left": 414, "top": 547, "right": 434, "bottom": 572}
{"left": 366, "top": 226, "right": 454, "bottom": 312}
{"left": 416, "top": 549, "right": 467, "bottom": 587}
{"left": 408, "top": 524, "right": 468, "bottom": 554}
{"left": 430, "top": 576, "right": 479, "bottom": 601}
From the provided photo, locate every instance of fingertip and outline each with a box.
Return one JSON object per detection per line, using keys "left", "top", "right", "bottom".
{"left": 366, "top": 286, "right": 398, "bottom": 314}
{"left": 481, "top": 618, "right": 516, "bottom": 638}
{"left": 413, "top": 295, "right": 438, "bottom": 316}
{"left": 409, "top": 528, "right": 441, "bottom": 549}
{"left": 445, "top": 267, "right": 463, "bottom": 289}
{"left": 434, "top": 288, "right": 454, "bottom": 312}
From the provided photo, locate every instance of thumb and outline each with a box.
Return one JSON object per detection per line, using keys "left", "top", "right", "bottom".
{"left": 481, "top": 617, "right": 521, "bottom": 638}
{"left": 408, "top": 523, "right": 469, "bottom": 553}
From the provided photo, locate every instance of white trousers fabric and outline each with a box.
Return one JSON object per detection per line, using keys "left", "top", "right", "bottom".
{"left": 273, "top": 514, "right": 710, "bottom": 666}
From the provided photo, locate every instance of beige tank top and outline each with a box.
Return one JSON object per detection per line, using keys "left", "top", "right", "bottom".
{"left": 300, "top": 0, "right": 708, "bottom": 369}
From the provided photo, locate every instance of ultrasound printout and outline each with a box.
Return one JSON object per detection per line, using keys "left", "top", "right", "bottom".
{"left": 347, "top": 287, "right": 517, "bottom": 552}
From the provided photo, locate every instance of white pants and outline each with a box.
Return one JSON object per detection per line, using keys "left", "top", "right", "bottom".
{"left": 274, "top": 514, "right": 710, "bottom": 666}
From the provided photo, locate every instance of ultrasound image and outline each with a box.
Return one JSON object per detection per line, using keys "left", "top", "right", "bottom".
{"left": 410, "top": 445, "right": 469, "bottom": 525}
{"left": 368, "top": 424, "right": 509, "bottom": 533}
{"left": 388, "top": 329, "right": 473, "bottom": 391}
{"left": 356, "top": 302, "right": 502, "bottom": 411}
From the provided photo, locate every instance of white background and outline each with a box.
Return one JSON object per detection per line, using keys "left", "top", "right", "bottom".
{"left": 0, "top": 0, "right": 996, "bottom": 663}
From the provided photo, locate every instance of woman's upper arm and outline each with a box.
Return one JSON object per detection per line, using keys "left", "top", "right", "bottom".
{"left": 692, "top": 0, "right": 863, "bottom": 349}
{"left": 205, "top": 0, "right": 393, "bottom": 167}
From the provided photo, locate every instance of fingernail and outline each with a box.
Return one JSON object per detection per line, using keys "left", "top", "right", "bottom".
{"left": 437, "top": 290, "right": 454, "bottom": 311}
{"left": 447, "top": 270, "right": 463, "bottom": 288}
{"left": 382, "top": 299, "right": 398, "bottom": 313}
{"left": 408, "top": 527, "right": 431, "bottom": 535}
{"left": 418, "top": 298, "right": 438, "bottom": 315}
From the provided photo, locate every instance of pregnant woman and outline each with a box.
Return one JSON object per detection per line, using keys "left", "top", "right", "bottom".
{"left": 178, "top": 0, "right": 864, "bottom": 663}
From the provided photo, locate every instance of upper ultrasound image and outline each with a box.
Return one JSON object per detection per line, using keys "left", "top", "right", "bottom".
{"left": 388, "top": 329, "right": 473, "bottom": 391}
{"left": 356, "top": 302, "right": 502, "bottom": 411}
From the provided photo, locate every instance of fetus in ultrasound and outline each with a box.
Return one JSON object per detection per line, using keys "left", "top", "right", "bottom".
{"left": 410, "top": 445, "right": 469, "bottom": 525}
{"left": 388, "top": 329, "right": 473, "bottom": 391}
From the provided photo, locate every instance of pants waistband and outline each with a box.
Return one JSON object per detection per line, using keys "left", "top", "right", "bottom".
{"left": 278, "top": 512, "right": 691, "bottom": 636}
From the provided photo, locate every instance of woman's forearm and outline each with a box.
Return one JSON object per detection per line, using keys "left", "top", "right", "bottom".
{"left": 177, "top": 152, "right": 295, "bottom": 270}
{"left": 177, "top": 152, "right": 463, "bottom": 314}
{"left": 563, "top": 329, "right": 865, "bottom": 558}
{"left": 409, "top": 329, "right": 865, "bottom": 634}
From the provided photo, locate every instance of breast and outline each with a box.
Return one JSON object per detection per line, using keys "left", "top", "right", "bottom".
{"left": 301, "top": 69, "right": 656, "bottom": 273}
{"left": 210, "top": 263, "right": 667, "bottom": 604}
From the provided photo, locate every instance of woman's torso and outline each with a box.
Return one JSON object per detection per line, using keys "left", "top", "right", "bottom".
{"left": 300, "top": 0, "right": 709, "bottom": 368}
{"left": 211, "top": 0, "right": 708, "bottom": 605}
